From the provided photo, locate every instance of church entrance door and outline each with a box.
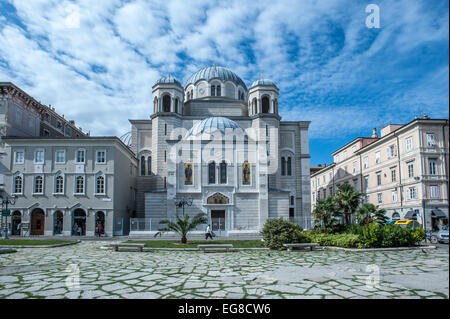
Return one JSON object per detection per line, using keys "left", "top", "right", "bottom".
{"left": 211, "top": 210, "right": 225, "bottom": 231}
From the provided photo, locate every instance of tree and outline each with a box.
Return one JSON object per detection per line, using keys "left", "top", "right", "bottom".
{"left": 312, "top": 196, "right": 340, "bottom": 232}
{"left": 357, "top": 203, "right": 389, "bottom": 226}
{"left": 154, "top": 212, "right": 208, "bottom": 244}
{"left": 333, "top": 184, "right": 362, "bottom": 225}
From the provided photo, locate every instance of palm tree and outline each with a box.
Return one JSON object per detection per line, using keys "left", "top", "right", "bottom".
{"left": 312, "top": 196, "right": 340, "bottom": 232}
{"left": 333, "top": 184, "right": 362, "bottom": 225}
{"left": 357, "top": 203, "right": 389, "bottom": 226}
{"left": 154, "top": 212, "right": 208, "bottom": 244}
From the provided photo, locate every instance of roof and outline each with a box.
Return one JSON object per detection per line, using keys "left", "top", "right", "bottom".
{"left": 185, "top": 65, "right": 247, "bottom": 89}
{"left": 185, "top": 117, "right": 244, "bottom": 138}
{"left": 250, "top": 78, "right": 276, "bottom": 88}
{"left": 156, "top": 74, "right": 182, "bottom": 86}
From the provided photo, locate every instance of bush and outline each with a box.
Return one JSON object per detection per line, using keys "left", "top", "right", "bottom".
{"left": 298, "top": 231, "right": 360, "bottom": 248}
{"left": 260, "top": 219, "right": 303, "bottom": 250}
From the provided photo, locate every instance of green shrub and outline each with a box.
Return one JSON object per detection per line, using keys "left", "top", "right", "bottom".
{"left": 411, "top": 227, "right": 426, "bottom": 243}
{"left": 261, "top": 219, "right": 303, "bottom": 250}
{"left": 299, "top": 232, "right": 360, "bottom": 248}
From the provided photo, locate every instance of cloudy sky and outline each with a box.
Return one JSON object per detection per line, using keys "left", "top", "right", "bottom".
{"left": 0, "top": 0, "right": 448, "bottom": 165}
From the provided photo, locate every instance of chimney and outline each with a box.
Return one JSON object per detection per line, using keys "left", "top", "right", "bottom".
{"left": 422, "top": 114, "right": 429, "bottom": 119}
{"left": 318, "top": 164, "right": 322, "bottom": 167}
{"left": 323, "top": 163, "right": 326, "bottom": 167}
{"left": 371, "top": 127, "right": 378, "bottom": 138}
{"left": 69, "top": 120, "right": 75, "bottom": 125}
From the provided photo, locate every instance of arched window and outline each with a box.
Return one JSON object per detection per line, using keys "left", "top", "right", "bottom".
{"left": 287, "top": 157, "right": 292, "bottom": 176}
{"left": 184, "top": 162, "right": 193, "bottom": 185}
{"left": 140, "top": 156, "right": 146, "bottom": 176}
{"left": 147, "top": 156, "right": 152, "bottom": 175}
{"left": 281, "top": 157, "right": 286, "bottom": 176}
{"left": 34, "top": 176, "right": 43, "bottom": 193}
{"left": 55, "top": 175, "right": 64, "bottom": 194}
{"left": 252, "top": 98, "right": 257, "bottom": 114}
{"left": 290, "top": 196, "right": 294, "bottom": 206}
{"left": 174, "top": 99, "right": 179, "bottom": 113}
{"left": 75, "top": 176, "right": 84, "bottom": 194}
{"left": 96, "top": 175, "right": 105, "bottom": 194}
{"left": 211, "top": 85, "right": 216, "bottom": 96}
{"left": 242, "top": 161, "right": 251, "bottom": 185}
{"left": 154, "top": 97, "right": 158, "bottom": 113}
{"left": 14, "top": 176, "right": 22, "bottom": 194}
{"left": 190, "top": 90, "right": 193, "bottom": 99}
{"left": 208, "top": 161, "right": 216, "bottom": 184}
{"left": 163, "top": 95, "right": 171, "bottom": 112}
{"left": 220, "top": 161, "right": 227, "bottom": 184}
{"left": 217, "top": 85, "right": 221, "bottom": 96}
{"left": 262, "top": 96, "right": 270, "bottom": 113}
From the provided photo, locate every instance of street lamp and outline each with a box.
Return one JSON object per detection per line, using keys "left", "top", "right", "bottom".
{"left": 175, "top": 196, "right": 193, "bottom": 216}
{"left": 0, "top": 194, "right": 16, "bottom": 239}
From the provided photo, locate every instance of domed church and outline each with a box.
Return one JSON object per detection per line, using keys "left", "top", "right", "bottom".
{"left": 129, "top": 64, "right": 311, "bottom": 236}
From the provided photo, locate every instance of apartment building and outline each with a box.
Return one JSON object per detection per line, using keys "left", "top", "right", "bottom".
{"left": 311, "top": 116, "right": 449, "bottom": 231}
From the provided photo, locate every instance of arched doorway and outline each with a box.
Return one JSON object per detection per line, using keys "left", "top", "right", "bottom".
{"left": 11, "top": 211, "right": 21, "bottom": 235}
{"left": 72, "top": 209, "right": 86, "bottom": 236}
{"left": 95, "top": 211, "right": 105, "bottom": 236}
{"left": 31, "top": 208, "right": 45, "bottom": 235}
{"left": 54, "top": 211, "right": 63, "bottom": 235}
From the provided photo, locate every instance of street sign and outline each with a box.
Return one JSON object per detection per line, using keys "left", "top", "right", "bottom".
{"left": 2, "top": 209, "right": 10, "bottom": 217}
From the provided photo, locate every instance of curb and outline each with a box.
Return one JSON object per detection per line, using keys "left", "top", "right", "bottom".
{"left": 321, "top": 245, "right": 437, "bottom": 252}
{"left": 0, "top": 240, "right": 81, "bottom": 249}
{"left": 100, "top": 245, "right": 269, "bottom": 252}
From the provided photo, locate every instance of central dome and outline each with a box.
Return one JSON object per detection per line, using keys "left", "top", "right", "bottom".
{"left": 185, "top": 65, "right": 247, "bottom": 89}
{"left": 185, "top": 117, "right": 244, "bottom": 138}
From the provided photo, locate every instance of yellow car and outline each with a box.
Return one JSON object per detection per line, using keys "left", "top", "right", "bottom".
{"left": 394, "top": 220, "right": 422, "bottom": 229}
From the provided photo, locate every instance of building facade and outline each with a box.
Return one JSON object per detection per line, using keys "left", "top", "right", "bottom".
{"left": 130, "top": 65, "right": 312, "bottom": 235}
{"left": 0, "top": 137, "right": 137, "bottom": 237}
{"left": 311, "top": 117, "right": 449, "bottom": 231}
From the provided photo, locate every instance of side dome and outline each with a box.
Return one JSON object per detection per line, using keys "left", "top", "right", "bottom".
{"left": 250, "top": 78, "right": 276, "bottom": 88}
{"left": 185, "top": 117, "right": 244, "bottom": 138}
{"left": 156, "top": 74, "right": 182, "bottom": 86}
{"left": 185, "top": 65, "right": 247, "bottom": 90}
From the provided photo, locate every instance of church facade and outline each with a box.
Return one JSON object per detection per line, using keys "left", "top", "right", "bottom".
{"left": 129, "top": 65, "right": 312, "bottom": 236}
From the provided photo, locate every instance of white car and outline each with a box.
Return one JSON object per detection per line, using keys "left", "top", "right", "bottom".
{"left": 437, "top": 225, "right": 449, "bottom": 244}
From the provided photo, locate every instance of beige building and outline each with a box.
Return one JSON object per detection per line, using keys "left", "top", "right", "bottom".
{"left": 311, "top": 116, "right": 449, "bottom": 231}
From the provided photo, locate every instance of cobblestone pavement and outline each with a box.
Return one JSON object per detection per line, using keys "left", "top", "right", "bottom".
{"left": 0, "top": 242, "right": 448, "bottom": 299}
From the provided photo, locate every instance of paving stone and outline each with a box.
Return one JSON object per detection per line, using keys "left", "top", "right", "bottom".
{"left": 101, "top": 283, "right": 129, "bottom": 292}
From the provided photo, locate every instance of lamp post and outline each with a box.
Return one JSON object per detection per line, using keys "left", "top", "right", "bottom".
{"left": 175, "top": 196, "right": 193, "bottom": 216}
{"left": 1, "top": 195, "right": 16, "bottom": 239}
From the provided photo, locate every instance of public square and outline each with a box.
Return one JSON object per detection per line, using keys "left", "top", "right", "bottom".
{"left": 0, "top": 242, "right": 448, "bottom": 299}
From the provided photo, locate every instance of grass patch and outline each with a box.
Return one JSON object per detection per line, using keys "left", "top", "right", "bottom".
{"left": 0, "top": 239, "right": 77, "bottom": 246}
{"left": 126, "top": 240, "right": 264, "bottom": 248}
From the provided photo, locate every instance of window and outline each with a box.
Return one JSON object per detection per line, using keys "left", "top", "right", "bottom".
{"left": 216, "top": 85, "right": 221, "bottom": 96}
{"left": 407, "top": 162, "right": 414, "bottom": 178}
{"left": 174, "top": 99, "right": 178, "bottom": 113}
{"left": 377, "top": 193, "right": 382, "bottom": 204}
{"left": 335, "top": 155, "right": 340, "bottom": 163}
{"left": 407, "top": 187, "right": 417, "bottom": 200}
{"left": 96, "top": 150, "right": 106, "bottom": 164}
{"left": 352, "top": 161, "right": 357, "bottom": 174}
{"left": 242, "top": 161, "right": 251, "bottom": 185}
{"left": 426, "top": 133, "right": 436, "bottom": 147}
{"left": 220, "top": 161, "right": 227, "bottom": 184}
{"left": 376, "top": 172, "right": 382, "bottom": 186}
{"left": 290, "top": 196, "right": 294, "bottom": 206}
{"left": 390, "top": 167, "right": 397, "bottom": 182}
{"left": 375, "top": 151, "right": 381, "bottom": 164}
{"left": 343, "top": 151, "right": 347, "bottom": 159}
{"left": 147, "top": 156, "right": 152, "bottom": 175}
{"left": 162, "top": 95, "right": 171, "bottom": 112}
{"left": 329, "top": 172, "right": 332, "bottom": 181}
{"left": 430, "top": 185, "right": 440, "bottom": 199}
{"left": 76, "top": 149, "right": 85, "bottom": 163}
{"left": 65, "top": 126, "right": 71, "bottom": 136}
{"left": 336, "top": 170, "right": 340, "bottom": 179}
{"left": 429, "top": 159, "right": 437, "bottom": 175}
{"left": 365, "top": 195, "right": 370, "bottom": 203}
{"left": 364, "top": 176, "right": 369, "bottom": 190}
{"left": 281, "top": 157, "right": 286, "bottom": 176}
{"left": 317, "top": 177, "right": 320, "bottom": 186}
{"left": 165, "top": 123, "right": 167, "bottom": 136}
{"left": 387, "top": 145, "right": 396, "bottom": 158}
{"left": 329, "top": 187, "right": 333, "bottom": 196}
{"left": 34, "top": 150, "right": 44, "bottom": 164}
{"left": 391, "top": 190, "right": 398, "bottom": 203}
{"left": 75, "top": 176, "right": 84, "bottom": 194}
{"left": 406, "top": 137, "right": 413, "bottom": 151}
{"left": 344, "top": 166, "right": 348, "bottom": 176}
{"left": 262, "top": 96, "right": 270, "bottom": 113}
{"left": 287, "top": 157, "right": 292, "bottom": 176}
{"left": 208, "top": 162, "right": 216, "bottom": 184}
{"left": 211, "top": 85, "right": 216, "bottom": 96}
{"left": 14, "top": 151, "right": 25, "bottom": 164}
{"left": 55, "top": 175, "right": 64, "bottom": 194}
{"left": 323, "top": 175, "right": 326, "bottom": 183}
{"left": 14, "top": 175, "right": 23, "bottom": 194}
{"left": 43, "top": 129, "right": 50, "bottom": 136}
{"left": 140, "top": 156, "right": 146, "bottom": 176}
{"left": 34, "top": 176, "right": 43, "bottom": 194}
{"left": 55, "top": 150, "right": 66, "bottom": 163}
{"left": 164, "top": 150, "right": 166, "bottom": 162}
{"left": 352, "top": 146, "right": 356, "bottom": 153}
{"left": 323, "top": 189, "right": 326, "bottom": 199}
{"left": 96, "top": 176, "right": 105, "bottom": 194}
{"left": 363, "top": 157, "right": 368, "bottom": 169}
{"left": 353, "top": 179, "right": 358, "bottom": 189}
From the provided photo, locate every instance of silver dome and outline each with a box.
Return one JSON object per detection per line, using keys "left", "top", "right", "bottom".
{"left": 156, "top": 74, "right": 182, "bottom": 86}
{"left": 185, "top": 66, "right": 247, "bottom": 89}
{"left": 185, "top": 117, "right": 244, "bottom": 137}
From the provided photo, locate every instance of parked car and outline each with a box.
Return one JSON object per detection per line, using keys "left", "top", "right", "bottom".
{"left": 436, "top": 225, "right": 449, "bottom": 244}
{"left": 394, "top": 220, "right": 422, "bottom": 229}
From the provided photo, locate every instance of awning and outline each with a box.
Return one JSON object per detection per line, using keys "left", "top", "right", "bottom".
{"left": 404, "top": 211, "right": 415, "bottom": 219}
{"left": 431, "top": 209, "right": 447, "bottom": 219}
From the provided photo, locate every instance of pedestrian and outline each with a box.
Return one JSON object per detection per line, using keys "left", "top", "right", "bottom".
{"left": 205, "top": 224, "right": 213, "bottom": 240}
{"left": 72, "top": 223, "right": 78, "bottom": 236}
{"left": 95, "top": 223, "right": 99, "bottom": 237}
{"left": 98, "top": 223, "right": 102, "bottom": 237}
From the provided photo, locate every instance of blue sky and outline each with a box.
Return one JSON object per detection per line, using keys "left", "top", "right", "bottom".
{"left": 0, "top": 0, "right": 448, "bottom": 166}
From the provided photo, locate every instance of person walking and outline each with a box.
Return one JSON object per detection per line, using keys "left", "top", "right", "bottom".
{"left": 95, "top": 223, "right": 99, "bottom": 237}
{"left": 205, "top": 224, "right": 213, "bottom": 240}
